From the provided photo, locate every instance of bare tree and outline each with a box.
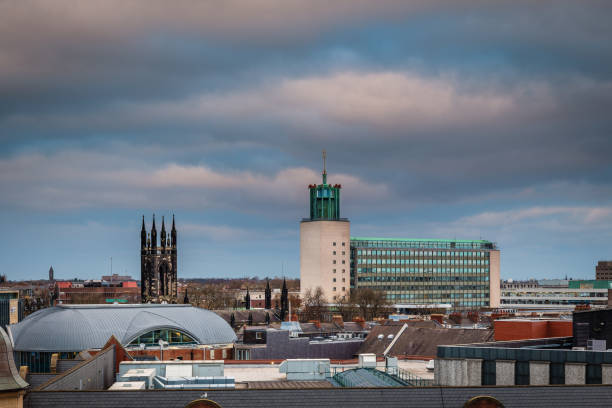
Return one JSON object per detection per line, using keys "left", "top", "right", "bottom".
{"left": 350, "top": 288, "right": 390, "bottom": 321}
{"left": 301, "top": 286, "right": 327, "bottom": 321}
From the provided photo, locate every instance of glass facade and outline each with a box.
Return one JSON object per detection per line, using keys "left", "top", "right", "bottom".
{"left": 350, "top": 238, "right": 495, "bottom": 309}
{"left": 127, "top": 329, "right": 197, "bottom": 347}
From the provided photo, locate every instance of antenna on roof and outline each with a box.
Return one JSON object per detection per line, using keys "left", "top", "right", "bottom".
{"left": 322, "top": 150, "right": 327, "bottom": 184}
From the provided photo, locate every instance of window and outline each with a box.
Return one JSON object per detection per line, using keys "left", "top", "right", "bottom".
{"left": 333, "top": 242, "right": 337, "bottom": 246}
{"left": 333, "top": 251, "right": 336, "bottom": 255}
{"left": 342, "top": 278, "right": 345, "bottom": 282}
{"left": 333, "top": 278, "right": 336, "bottom": 282}
{"left": 342, "top": 287, "right": 345, "bottom": 291}
{"left": 342, "top": 260, "right": 345, "bottom": 264}
{"left": 342, "top": 251, "right": 345, "bottom": 255}
{"left": 333, "top": 269, "right": 337, "bottom": 273}
{"left": 342, "top": 242, "right": 346, "bottom": 246}
{"left": 255, "top": 332, "right": 263, "bottom": 340}
{"left": 342, "top": 269, "right": 345, "bottom": 273}
{"left": 333, "top": 287, "right": 337, "bottom": 291}
{"left": 333, "top": 260, "right": 337, "bottom": 264}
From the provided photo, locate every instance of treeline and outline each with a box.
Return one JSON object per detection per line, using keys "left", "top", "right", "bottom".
{"left": 181, "top": 277, "right": 300, "bottom": 291}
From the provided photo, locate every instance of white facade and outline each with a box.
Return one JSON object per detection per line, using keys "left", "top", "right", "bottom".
{"left": 300, "top": 220, "right": 350, "bottom": 302}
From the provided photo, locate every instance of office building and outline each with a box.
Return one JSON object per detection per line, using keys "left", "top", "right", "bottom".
{"left": 299, "top": 157, "right": 500, "bottom": 309}
{"left": 596, "top": 261, "right": 612, "bottom": 280}
{"left": 500, "top": 279, "right": 609, "bottom": 310}
{"left": 351, "top": 238, "right": 500, "bottom": 309}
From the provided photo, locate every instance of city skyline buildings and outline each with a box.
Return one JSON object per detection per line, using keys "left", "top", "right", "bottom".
{"left": 1, "top": 1, "right": 611, "bottom": 282}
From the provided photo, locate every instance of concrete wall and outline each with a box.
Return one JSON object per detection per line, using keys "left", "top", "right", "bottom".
{"left": 434, "top": 358, "right": 481, "bottom": 386}
{"left": 529, "top": 361, "right": 550, "bottom": 385}
{"left": 602, "top": 364, "right": 612, "bottom": 384}
{"left": 489, "top": 250, "right": 501, "bottom": 308}
{"left": 40, "top": 347, "right": 115, "bottom": 391}
{"left": 495, "top": 360, "right": 515, "bottom": 386}
{"left": 565, "top": 362, "right": 586, "bottom": 385}
{"left": 300, "top": 220, "right": 350, "bottom": 302}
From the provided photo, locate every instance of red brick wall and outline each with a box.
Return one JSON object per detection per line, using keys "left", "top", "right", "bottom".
{"left": 127, "top": 347, "right": 233, "bottom": 361}
{"left": 547, "top": 320, "right": 573, "bottom": 337}
{"left": 494, "top": 320, "right": 573, "bottom": 341}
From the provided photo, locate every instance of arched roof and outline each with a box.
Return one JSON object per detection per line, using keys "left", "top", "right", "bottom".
{"left": 8, "top": 304, "right": 236, "bottom": 352}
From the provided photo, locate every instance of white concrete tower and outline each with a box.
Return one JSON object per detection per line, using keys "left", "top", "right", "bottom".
{"left": 300, "top": 151, "right": 350, "bottom": 303}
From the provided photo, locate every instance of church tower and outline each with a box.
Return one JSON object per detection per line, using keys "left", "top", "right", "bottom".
{"left": 141, "top": 214, "right": 178, "bottom": 303}
{"left": 300, "top": 152, "right": 350, "bottom": 302}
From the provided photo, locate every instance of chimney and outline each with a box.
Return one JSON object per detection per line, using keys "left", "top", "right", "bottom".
{"left": 353, "top": 317, "right": 366, "bottom": 329}
{"left": 332, "top": 314, "right": 344, "bottom": 328}
{"left": 309, "top": 320, "right": 321, "bottom": 329}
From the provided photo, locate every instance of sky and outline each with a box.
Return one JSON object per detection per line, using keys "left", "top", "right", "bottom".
{"left": 1, "top": 0, "right": 611, "bottom": 282}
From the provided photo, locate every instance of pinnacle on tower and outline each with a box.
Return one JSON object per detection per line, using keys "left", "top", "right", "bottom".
{"left": 322, "top": 149, "right": 327, "bottom": 184}
{"left": 161, "top": 216, "right": 166, "bottom": 248}
{"left": 151, "top": 214, "right": 157, "bottom": 249}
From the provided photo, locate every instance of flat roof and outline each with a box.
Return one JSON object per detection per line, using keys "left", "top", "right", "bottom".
{"left": 351, "top": 237, "right": 493, "bottom": 244}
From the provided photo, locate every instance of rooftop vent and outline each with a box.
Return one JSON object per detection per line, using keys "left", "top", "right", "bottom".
{"left": 377, "top": 334, "right": 384, "bottom": 340}
{"left": 387, "top": 334, "right": 394, "bottom": 340}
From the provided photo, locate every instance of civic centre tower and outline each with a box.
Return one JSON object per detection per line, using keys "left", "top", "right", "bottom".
{"left": 299, "top": 154, "right": 500, "bottom": 309}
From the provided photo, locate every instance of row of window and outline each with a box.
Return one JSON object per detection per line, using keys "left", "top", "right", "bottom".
{"left": 332, "top": 278, "right": 346, "bottom": 283}
{"left": 332, "top": 250, "right": 346, "bottom": 255}
{"left": 332, "top": 287, "right": 346, "bottom": 292}
{"left": 357, "top": 258, "right": 489, "bottom": 265}
{"left": 356, "top": 267, "right": 490, "bottom": 275}
{"left": 352, "top": 240, "right": 494, "bottom": 249}
{"left": 332, "top": 242, "right": 346, "bottom": 246}
{"left": 332, "top": 260, "right": 346, "bottom": 264}
{"left": 355, "top": 250, "right": 490, "bottom": 257}
{"left": 332, "top": 269, "right": 346, "bottom": 273}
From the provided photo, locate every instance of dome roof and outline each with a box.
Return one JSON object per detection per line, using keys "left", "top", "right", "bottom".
{"left": 8, "top": 304, "right": 236, "bottom": 352}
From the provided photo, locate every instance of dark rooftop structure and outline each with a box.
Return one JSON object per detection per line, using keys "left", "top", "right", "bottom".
{"left": 358, "top": 322, "right": 494, "bottom": 358}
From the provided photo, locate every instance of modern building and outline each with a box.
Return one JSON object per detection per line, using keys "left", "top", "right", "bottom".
{"left": 500, "top": 279, "right": 609, "bottom": 310}
{"left": 351, "top": 238, "right": 500, "bottom": 309}
{"left": 141, "top": 215, "right": 178, "bottom": 303}
{"left": 299, "top": 157, "right": 501, "bottom": 309}
{"left": 300, "top": 154, "right": 350, "bottom": 302}
{"left": 8, "top": 304, "right": 236, "bottom": 372}
{"left": 596, "top": 261, "right": 612, "bottom": 280}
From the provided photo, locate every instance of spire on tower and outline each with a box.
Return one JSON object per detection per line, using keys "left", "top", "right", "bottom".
{"left": 151, "top": 214, "right": 157, "bottom": 250}
{"left": 161, "top": 216, "right": 166, "bottom": 248}
{"left": 322, "top": 149, "right": 327, "bottom": 184}
{"left": 171, "top": 214, "right": 177, "bottom": 248}
{"left": 141, "top": 216, "right": 147, "bottom": 249}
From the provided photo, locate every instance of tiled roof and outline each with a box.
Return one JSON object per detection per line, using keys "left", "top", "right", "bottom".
{"left": 24, "top": 386, "right": 612, "bottom": 408}
{"left": 358, "top": 324, "right": 493, "bottom": 357}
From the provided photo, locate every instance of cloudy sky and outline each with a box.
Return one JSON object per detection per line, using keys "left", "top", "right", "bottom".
{"left": 1, "top": 0, "right": 611, "bottom": 281}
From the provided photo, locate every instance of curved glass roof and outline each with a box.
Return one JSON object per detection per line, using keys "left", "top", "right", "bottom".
{"left": 8, "top": 304, "right": 236, "bottom": 352}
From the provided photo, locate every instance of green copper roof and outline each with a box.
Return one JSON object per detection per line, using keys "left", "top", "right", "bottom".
{"left": 351, "top": 237, "right": 493, "bottom": 244}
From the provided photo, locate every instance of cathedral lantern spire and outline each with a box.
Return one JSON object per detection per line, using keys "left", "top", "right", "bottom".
{"left": 171, "top": 214, "right": 177, "bottom": 248}
{"left": 141, "top": 216, "right": 147, "bottom": 250}
{"left": 141, "top": 214, "right": 178, "bottom": 304}
{"left": 160, "top": 216, "right": 167, "bottom": 249}
{"left": 151, "top": 214, "right": 157, "bottom": 250}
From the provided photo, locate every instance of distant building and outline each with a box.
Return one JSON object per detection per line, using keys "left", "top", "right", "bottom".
{"left": 141, "top": 215, "right": 178, "bottom": 303}
{"left": 300, "top": 152, "right": 350, "bottom": 302}
{"left": 9, "top": 304, "right": 236, "bottom": 372}
{"left": 299, "top": 154, "right": 500, "bottom": 309}
{"left": 500, "top": 279, "right": 609, "bottom": 310}
{"left": 48, "top": 265, "right": 54, "bottom": 281}
{"left": 596, "top": 261, "right": 612, "bottom": 280}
